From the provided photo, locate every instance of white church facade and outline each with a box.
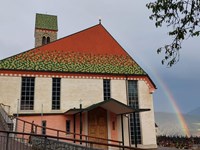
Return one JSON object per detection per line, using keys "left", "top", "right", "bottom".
{"left": 0, "top": 13, "right": 157, "bottom": 149}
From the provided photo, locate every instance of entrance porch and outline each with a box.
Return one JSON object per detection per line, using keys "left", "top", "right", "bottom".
{"left": 65, "top": 98, "right": 150, "bottom": 149}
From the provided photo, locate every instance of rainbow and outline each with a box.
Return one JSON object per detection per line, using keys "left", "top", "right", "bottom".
{"left": 129, "top": 49, "right": 191, "bottom": 137}
{"left": 154, "top": 72, "right": 191, "bottom": 137}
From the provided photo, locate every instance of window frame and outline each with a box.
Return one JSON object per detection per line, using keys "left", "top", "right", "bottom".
{"left": 103, "top": 79, "right": 111, "bottom": 100}
{"left": 42, "top": 36, "right": 46, "bottom": 45}
{"left": 20, "top": 77, "right": 35, "bottom": 110}
{"left": 128, "top": 80, "right": 142, "bottom": 144}
{"left": 47, "top": 37, "right": 50, "bottom": 44}
{"left": 52, "top": 78, "right": 61, "bottom": 110}
{"left": 66, "top": 120, "right": 70, "bottom": 134}
{"left": 42, "top": 120, "right": 47, "bottom": 135}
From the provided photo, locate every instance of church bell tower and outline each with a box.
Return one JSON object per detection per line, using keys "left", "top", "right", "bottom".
{"left": 35, "top": 13, "right": 58, "bottom": 47}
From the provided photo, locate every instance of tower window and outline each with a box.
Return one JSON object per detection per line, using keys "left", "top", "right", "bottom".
{"left": 42, "top": 36, "right": 46, "bottom": 45}
{"left": 47, "top": 37, "right": 50, "bottom": 44}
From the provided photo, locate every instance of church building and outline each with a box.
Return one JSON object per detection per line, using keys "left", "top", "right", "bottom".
{"left": 0, "top": 13, "right": 157, "bottom": 149}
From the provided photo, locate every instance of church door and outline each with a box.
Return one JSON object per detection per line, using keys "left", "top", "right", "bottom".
{"left": 88, "top": 107, "right": 108, "bottom": 150}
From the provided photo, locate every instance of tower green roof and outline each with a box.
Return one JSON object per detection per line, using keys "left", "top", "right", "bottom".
{"left": 35, "top": 13, "right": 58, "bottom": 31}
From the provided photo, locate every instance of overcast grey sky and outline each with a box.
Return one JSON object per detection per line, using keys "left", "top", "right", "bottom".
{"left": 0, "top": 0, "right": 199, "bottom": 113}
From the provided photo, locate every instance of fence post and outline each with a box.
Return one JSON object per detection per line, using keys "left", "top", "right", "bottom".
{"left": 35, "top": 125, "right": 37, "bottom": 134}
{"left": 16, "top": 99, "right": 19, "bottom": 134}
{"left": 22, "top": 121, "right": 25, "bottom": 141}
{"left": 31, "top": 121, "right": 34, "bottom": 133}
{"left": 86, "top": 136, "right": 88, "bottom": 147}
{"left": 57, "top": 130, "right": 59, "bottom": 141}
{"left": 44, "top": 136, "right": 47, "bottom": 150}
{"left": 6, "top": 132, "right": 9, "bottom": 150}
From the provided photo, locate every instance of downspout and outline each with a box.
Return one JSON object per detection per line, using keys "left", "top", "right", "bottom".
{"left": 133, "top": 112, "right": 138, "bottom": 148}
{"left": 121, "top": 114, "right": 124, "bottom": 149}
{"left": 16, "top": 99, "right": 20, "bottom": 133}
{"left": 73, "top": 114, "right": 76, "bottom": 143}
{"left": 80, "top": 103, "right": 82, "bottom": 145}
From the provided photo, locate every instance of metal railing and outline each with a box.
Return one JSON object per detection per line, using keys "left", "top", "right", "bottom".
{"left": 0, "top": 130, "right": 144, "bottom": 150}
{"left": 0, "top": 104, "right": 144, "bottom": 149}
{"left": 16, "top": 117, "right": 123, "bottom": 147}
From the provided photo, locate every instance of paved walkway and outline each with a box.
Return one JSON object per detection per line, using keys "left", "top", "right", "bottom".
{"left": 158, "top": 147, "right": 192, "bottom": 150}
{"left": 0, "top": 134, "right": 33, "bottom": 150}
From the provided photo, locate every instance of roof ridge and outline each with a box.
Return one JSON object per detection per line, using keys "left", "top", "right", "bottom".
{"left": 36, "top": 13, "right": 57, "bottom": 17}
{"left": 35, "top": 23, "right": 101, "bottom": 49}
{"left": 0, "top": 23, "right": 147, "bottom": 76}
{"left": 0, "top": 24, "right": 101, "bottom": 61}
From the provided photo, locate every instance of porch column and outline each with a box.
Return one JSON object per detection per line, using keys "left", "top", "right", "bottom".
{"left": 73, "top": 114, "right": 76, "bottom": 143}
{"left": 133, "top": 112, "right": 138, "bottom": 148}
{"left": 121, "top": 114, "right": 125, "bottom": 148}
{"left": 80, "top": 104, "right": 82, "bottom": 144}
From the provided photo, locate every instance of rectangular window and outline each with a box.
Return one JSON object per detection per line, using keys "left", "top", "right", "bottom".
{"left": 42, "top": 120, "right": 46, "bottom": 135}
{"left": 52, "top": 78, "right": 61, "bottom": 110}
{"left": 128, "top": 80, "right": 141, "bottom": 144}
{"left": 103, "top": 79, "right": 110, "bottom": 100}
{"left": 20, "top": 77, "right": 35, "bottom": 110}
{"left": 66, "top": 120, "right": 70, "bottom": 134}
{"left": 112, "top": 121, "right": 115, "bottom": 130}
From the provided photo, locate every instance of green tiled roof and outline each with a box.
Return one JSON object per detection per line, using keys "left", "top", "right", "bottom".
{"left": 35, "top": 13, "right": 58, "bottom": 31}
{"left": 0, "top": 23, "right": 147, "bottom": 75}
{"left": 0, "top": 49, "right": 146, "bottom": 75}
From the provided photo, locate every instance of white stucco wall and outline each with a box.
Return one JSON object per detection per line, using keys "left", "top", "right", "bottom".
{"left": 111, "top": 80, "right": 127, "bottom": 104}
{"left": 138, "top": 80, "right": 157, "bottom": 148}
{"left": 0, "top": 75, "right": 157, "bottom": 148}
{"left": 34, "top": 78, "right": 52, "bottom": 113}
{"left": 0, "top": 76, "right": 21, "bottom": 114}
{"left": 111, "top": 80, "right": 130, "bottom": 146}
{"left": 122, "top": 115, "right": 130, "bottom": 146}
{"left": 0, "top": 77, "right": 104, "bottom": 114}
{"left": 61, "top": 78, "right": 103, "bottom": 110}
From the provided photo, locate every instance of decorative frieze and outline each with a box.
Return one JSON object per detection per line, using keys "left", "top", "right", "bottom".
{"left": 0, "top": 71, "right": 155, "bottom": 93}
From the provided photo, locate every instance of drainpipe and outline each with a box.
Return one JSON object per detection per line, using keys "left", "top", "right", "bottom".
{"left": 73, "top": 114, "right": 76, "bottom": 143}
{"left": 17, "top": 99, "right": 19, "bottom": 118}
{"left": 80, "top": 103, "right": 82, "bottom": 144}
{"left": 15, "top": 99, "right": 19, "bottom": 133}
{"left": 41, "top": 104, "right": 43, "bottom": 127}
{"left": 133, "top": 112, "right": 138, "bottom": 148}
{"left": 121, "top": 114, "right": 124, "bottom": 149}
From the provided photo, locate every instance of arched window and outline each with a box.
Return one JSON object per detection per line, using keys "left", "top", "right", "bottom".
{"left": 42, "top": 36, "right": 46, "bottom": 45}
{"left": 47, "top": 37, "right": 50, "bottom": 44}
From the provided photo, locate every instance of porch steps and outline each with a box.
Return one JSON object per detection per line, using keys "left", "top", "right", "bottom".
{"left": 0, "top": 104, "right": 13, "bottom": 132}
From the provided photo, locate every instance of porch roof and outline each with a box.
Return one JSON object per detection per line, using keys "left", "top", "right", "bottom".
{"left": 65, "top": 98, "right": 150, "bottom": 115}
